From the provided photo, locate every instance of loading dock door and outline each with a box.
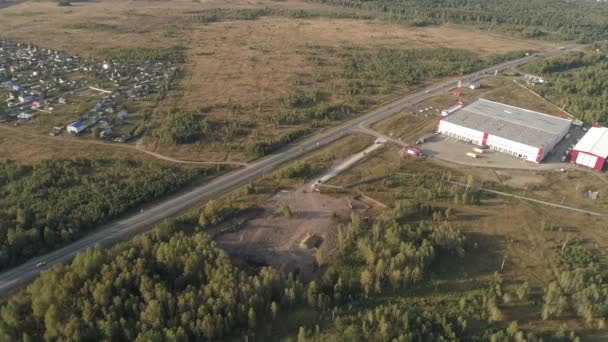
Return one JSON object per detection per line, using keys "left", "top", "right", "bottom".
{"left": 576, "top": 152, "right": 598, "bottom": 168}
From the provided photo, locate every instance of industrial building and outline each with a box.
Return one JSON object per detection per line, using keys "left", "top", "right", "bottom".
{"left": 437, "top": 99, "right": 572, "bottom": 163}
{"left": 570, "top": 127, "right": 608, "bottom": 171}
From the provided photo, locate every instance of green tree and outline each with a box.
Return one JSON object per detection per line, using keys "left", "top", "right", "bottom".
{"left": 92, "top": 127, "right": 101, "bottom": 138}
{"left": 248, "top": 308, "right": 256, "bottom": 330}
{"left": 271, "top": 301, "right": 278, "bottom": 320}
{"left": 360, "top": 269, "right": 373, "bottom": 297}
{"left": 297, "top": 326, "right": 308, "bottom": 342}
{"left": 282, "top": 206, "right": 293, "bottom": 219}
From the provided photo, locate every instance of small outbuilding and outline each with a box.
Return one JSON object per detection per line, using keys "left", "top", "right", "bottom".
{"left": 100, "top": 128, "right": 113, "bottom": 138}
{"left": 570, "top": 127, "right": 608, "bottom": 171}
{"left": 67, "top": 121, "right": 87, "bottom": 134}
{"left": 17, "top": 112, "right": 34, "bottom": 120}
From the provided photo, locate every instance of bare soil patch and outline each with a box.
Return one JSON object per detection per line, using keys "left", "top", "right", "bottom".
{"left": 215, "top": 186, "right": 381, "bottom": 280}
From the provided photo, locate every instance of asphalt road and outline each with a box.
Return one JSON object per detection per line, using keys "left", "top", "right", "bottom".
{"left": 0, "top": 43, "right": 589, "bottom": 297}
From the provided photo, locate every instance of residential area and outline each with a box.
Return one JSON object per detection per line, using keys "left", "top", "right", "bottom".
{"left": 0, "top": 41, "right": 177, "bottom": 141}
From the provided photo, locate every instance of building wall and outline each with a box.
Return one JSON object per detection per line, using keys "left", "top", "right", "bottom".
{"left": 570, "top": 150, "right": 606, "bottom": 171}
{"left": 438, "top": 120, "right": 544, "bottom": 163}
{"left": 437, "top": 121, "right": 485, "bottom": 145}
{"left": 543, "top": 122, "right": 571, "bottom": 159}
{"left": 486, "top": 134, "right": 541, "bottom": 162}
{"left": 438, "top": 117, "right": 570, "bottom": 163}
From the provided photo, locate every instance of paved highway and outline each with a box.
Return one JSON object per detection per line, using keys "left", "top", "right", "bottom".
{"left": 0, "top": 43, "right": 589, "bottom": 297}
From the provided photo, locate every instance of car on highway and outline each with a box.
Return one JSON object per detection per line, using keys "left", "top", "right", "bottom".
{"left": 35, "top": 261, "right": 47, "bottom": 268}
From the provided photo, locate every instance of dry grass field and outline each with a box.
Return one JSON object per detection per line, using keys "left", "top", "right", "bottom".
{"left": 1, "top": 0, "right": 553, "bottom": 163}
{"left": 0, "top": 124, "right": 152, "bottom": 162}
{"left": 179, "top": 18, "right": 547, "bottom": 111}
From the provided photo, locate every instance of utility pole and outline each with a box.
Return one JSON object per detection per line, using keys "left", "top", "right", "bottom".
{"left": 454, "top": 69, "right": 464, "bottom": 97}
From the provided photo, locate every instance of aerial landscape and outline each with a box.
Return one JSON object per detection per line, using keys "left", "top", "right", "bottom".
{"left": 0, "top": 0, "right": 607, "bottom": 340}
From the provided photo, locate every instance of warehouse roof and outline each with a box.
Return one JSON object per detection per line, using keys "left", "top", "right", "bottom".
{"left": 573, "top": 127, "right": 608, "bottom": 158}
{"left": 442, "top": 99, "right": 572, "bottom": 148}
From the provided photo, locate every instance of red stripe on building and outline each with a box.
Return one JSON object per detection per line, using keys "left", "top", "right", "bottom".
{"left": 535, "top": 147, "right": 543, "bottom": 163}
{"left": 481, "top": 132, "right": 489, "bottom": 146}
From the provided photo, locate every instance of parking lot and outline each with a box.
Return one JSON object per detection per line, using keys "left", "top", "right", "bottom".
{"left": 543, "top": 123, "right": 588, "bottom": 163}
{"left": 420, "top": 131, "right": 583, "bottom": 170}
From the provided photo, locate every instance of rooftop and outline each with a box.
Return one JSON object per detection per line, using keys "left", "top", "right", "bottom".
{"left": 68, "top": 121, "right": 86, "bottom": 128}
{"left": 574, "top": 127, "right": 608, "bottom": 159}
{"left": 442, "top": 99, "right": 572, "bottom": 148}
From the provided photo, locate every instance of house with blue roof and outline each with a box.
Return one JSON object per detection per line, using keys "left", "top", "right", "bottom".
{"left": 67, "top": 121, "right": 87, "bottom": 134}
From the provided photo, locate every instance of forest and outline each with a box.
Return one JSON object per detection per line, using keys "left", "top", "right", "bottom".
{"left": 0, "top": 217, "right": 303, "bottom": 341}
{"left": 308, "top": 0, "right": 608, "bottom": 42}
{"left": 0, "top": 159, "right": 204, "bottom": 271}
{"left": 315, "top": 46, "right": 527, "bottom": 102}
{"left": 0, "top": 169, "right": 589, "bottom": 340}
{"left": 542, "top": 243, "right": 608, "bottom": 327}
{"left": 522, "top": 50, "right": 608, "bottom": 125}
{"left": 100, "top": 46, "right": 185, "bottom": 63}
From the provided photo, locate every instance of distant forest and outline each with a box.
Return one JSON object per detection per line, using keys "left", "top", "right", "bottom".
{"left": 523, "top": 48, "right": 608, "bottom": 125}
{"left": 308, "top": 0, "right": 608, "bottom": 42}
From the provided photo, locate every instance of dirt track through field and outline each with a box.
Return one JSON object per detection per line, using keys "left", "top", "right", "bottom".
{"left": 447, "top": 179, "right": 608, "bottom": 217}
{"left": 0, "top": 124, "right": 247, "bottom": 166}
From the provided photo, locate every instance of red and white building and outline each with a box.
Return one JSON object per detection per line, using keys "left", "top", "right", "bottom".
{"left": 569, "top": 127, "right": 608, "bottom": 171}
{"left": 436, "top": 99, "right": 571, "bottom": 163}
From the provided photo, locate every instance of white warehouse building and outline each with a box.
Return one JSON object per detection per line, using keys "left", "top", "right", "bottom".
{"left": 437, "top": 99, "right": 572, "bottom": 163}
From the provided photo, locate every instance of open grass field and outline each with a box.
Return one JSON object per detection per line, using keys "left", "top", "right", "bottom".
{"left": 1, "top": 0, "right": 554, "bottom": 163}
{"left": 0, "top": 124, "right": 152, "bottom": 162}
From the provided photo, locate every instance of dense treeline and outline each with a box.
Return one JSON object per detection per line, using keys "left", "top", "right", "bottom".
{"left": 343, "top": 47, "right": 482, "bottom": 86}
{"left": 308, "top": 0, "right": 608, "bottom": 42}
{"left": 100, "top": 46, "right": 185, "bottom": 63}
{"left": 323, "top": 201, "right": 466, "bottom": 298}
{"left": 245, "top": 128, "right": 311, "bottom": 157}
{"left": 542, "top": 244, "right": 608, "bottom": 326}
{"left": 0, "top": 219, "right": 304, "bottom": 341}
{"left": 280, "top": 162, "right": 326, "bottom": 180}
{"left": 189, "top": 7, "right": 373, "bottom": 24}
{"left": 268, "top": 104, "right": 353, "bottom": 126}
{"left": 335, "top": 47, "right": 527, "bottom": 98}
{"left": 0, "top": 159, "right": 202, "bottom": 271}
{"left": 522, "top": 51, "right": 608, "bottom": 125}
{"left": 301, "top": 272, "right": 580, "bottom": 341}
{"left": 157, "top": 110, "right": 209, "bottom": 144}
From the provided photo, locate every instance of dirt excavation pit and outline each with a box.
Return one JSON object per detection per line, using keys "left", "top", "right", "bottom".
{"left": 215, "top": 188, "right": 383, "bottom": 280}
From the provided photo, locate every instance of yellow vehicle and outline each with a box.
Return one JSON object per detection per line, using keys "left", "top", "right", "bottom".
{"left": 466, "top": 152, "right": 477, "bottom": 159}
